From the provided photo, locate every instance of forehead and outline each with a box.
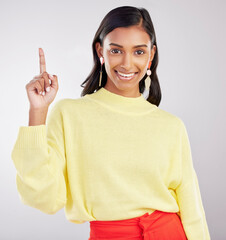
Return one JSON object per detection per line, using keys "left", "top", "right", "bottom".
{"left": 103, "top": 26, "right": 151, "bottom": 47}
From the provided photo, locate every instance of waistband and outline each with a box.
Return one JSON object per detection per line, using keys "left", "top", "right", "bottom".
{"left": 89, "top": 210, "right": 186, "bottom": 240}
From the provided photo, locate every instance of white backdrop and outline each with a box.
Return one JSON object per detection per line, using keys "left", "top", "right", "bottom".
{"left": 1, "top": 0, "right": 225, "bottom": 239}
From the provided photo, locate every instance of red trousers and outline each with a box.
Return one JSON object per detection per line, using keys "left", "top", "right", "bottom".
{"left": 89, "top": 210, "right": 188, "bottom": 240}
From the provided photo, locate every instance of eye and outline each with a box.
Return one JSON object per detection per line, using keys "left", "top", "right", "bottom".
{"left": 135, "top": 50, "right": 145, "bottom": 55}
{"left": 110, "top": 49, "right": 122, "bottom": 54}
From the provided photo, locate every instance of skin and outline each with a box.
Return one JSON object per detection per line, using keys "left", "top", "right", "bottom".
{"left": 26, "top": 48, "right": 59, "bottom": 125}
{"left": 95, "top": 25, "right": 156, "bottom": 98}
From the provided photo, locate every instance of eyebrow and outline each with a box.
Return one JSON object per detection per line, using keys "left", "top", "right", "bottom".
{"left": 109, "top": 43, "right": 148, "bottom": 48}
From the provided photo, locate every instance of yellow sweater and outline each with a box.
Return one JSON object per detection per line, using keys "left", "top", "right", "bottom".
{"left": 11, "top": 87, "right": 210, "bottom": 239}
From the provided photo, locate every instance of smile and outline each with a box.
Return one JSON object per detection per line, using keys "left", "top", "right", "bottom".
{"left": 115, "top": 70, "right": 138, "bottom": 81}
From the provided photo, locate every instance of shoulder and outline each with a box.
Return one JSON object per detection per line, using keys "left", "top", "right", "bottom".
{"left": 154, "top": 107, "right": 190, "bottom": 144}
{"left": 154, "top": 106, "right": 185, "bottom": 128}
{"left": 50, "top": 96, "right": 89, "bottom": 111}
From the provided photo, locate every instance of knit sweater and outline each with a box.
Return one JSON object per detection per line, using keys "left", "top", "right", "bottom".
{"left": 11, "top": 87, "right": 210, "bottom": 239}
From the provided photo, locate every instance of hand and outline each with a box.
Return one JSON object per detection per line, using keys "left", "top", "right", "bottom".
{"left": 25, "top": 48, "right": 59, "bottom": 110}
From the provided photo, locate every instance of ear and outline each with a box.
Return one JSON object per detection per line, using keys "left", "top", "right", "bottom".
{"left": 95, "top": 42, "right": 104, "bottom": 59}
{"left": 150, "top": 45, "right": 156, "bottom": 62}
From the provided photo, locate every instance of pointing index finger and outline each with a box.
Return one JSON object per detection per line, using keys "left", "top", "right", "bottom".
{"left": 39, "top": 48, "right": 46, "bottom": 74}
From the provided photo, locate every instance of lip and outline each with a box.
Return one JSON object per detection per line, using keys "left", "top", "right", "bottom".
{"left": 114, "top": 70, "right": 138, "bottom": 81}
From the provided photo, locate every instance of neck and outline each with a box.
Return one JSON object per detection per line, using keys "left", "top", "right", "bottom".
{"left": 103, "top": 83, "right": 141, "bottom": 98}
{"left": 83, "top": 87, "right": 157, "bottom": 115}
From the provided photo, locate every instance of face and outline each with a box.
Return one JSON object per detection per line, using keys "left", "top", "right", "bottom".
{"left": 96, "top": 25, "right": 156, "bottom": 97}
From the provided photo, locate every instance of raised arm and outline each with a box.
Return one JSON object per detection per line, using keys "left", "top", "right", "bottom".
{"left": 11, "top": 48, "right": 67, "bottom": 214}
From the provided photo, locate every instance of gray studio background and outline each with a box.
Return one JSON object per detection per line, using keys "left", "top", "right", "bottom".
{"left": 0, "top": 0, "right": 225, "bottom": 239}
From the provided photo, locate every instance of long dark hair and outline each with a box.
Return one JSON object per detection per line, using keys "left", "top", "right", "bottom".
{"left": 80, "top": 6, "right": 161, "bottom": 106}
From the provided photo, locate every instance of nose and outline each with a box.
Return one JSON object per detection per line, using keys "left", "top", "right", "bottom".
{"left": 120, "top": 53, "right": 133, "bottom": 70}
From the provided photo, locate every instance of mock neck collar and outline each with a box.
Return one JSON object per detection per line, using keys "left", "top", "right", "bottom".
{"left": 84, "top": 87, "right": 157, "bottom": 115}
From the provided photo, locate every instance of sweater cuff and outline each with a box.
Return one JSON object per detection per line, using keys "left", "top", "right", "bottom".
{"left": 14, "top": 125, "right": 47, "bottom": 149}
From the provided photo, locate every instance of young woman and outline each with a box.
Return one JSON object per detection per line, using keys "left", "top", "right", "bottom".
{"left": 11, "top": 6, "right": 211, "bottom": 240}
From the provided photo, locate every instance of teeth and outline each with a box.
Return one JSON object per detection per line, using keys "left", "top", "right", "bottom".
{"left": 117, "top": 71, "right": 135, "bottom": 77}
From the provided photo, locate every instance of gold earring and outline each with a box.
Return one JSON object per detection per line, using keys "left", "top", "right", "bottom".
{"left": 99, "top": 57, "right": 104, "bottom": 87}
{"left": 145, "top": 61, "right": 152, "bottom": 91}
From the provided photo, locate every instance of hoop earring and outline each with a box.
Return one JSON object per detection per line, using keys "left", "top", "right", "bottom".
{"left": 145, "top": 61, "right": 152, "bottom": 91}
{"left": 99, "top": 57, "right": 104, "bottom": 87}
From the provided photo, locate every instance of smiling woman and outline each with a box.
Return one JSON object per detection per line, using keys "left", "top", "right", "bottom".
{"left": 11, "top": 5, "right": 211, "bottom": 240}
{"left": 81, "top": 6, "right": 160, "bottom": 105}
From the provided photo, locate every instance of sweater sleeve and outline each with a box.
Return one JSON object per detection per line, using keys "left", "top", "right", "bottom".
{"left": 175, "top": 121, "right": 211, "bottom": 240}
{"left": 11, "top": 100, "right": 67, "bottom": 214}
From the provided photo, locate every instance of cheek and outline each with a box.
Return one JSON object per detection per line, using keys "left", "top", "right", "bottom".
{"left": 104, "top": 57, "right": 118, "bottom": 74}
{"left": 134, "top": 59, "right": 149, "bottom": 72}
{"left": 105, "top": 55, "right": 118, "bottom": 67}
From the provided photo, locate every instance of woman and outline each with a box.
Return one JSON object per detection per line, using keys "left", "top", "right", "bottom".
{"left": 11, "top": 6, "right": 211, "bottom": 240}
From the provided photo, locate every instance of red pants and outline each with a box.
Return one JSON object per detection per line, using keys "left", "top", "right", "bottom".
{"left": 89, "top": 210, "right": 188, "bottom": 240}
